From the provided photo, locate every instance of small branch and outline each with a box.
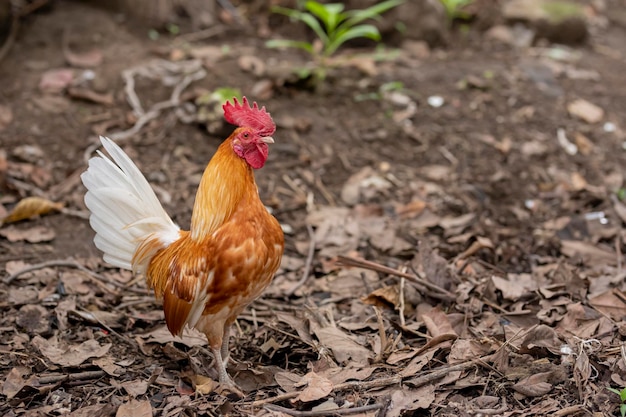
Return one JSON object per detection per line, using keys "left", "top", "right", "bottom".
{"left": 286, "top": 224, "right": 316, "bottom": 296}
{"left": 3, "top": 259, "right": 151, "bottom": 295}
{"left": 336, "top": 255, "right": 456, "bottom": 301}
{"left": 263, "top": 403, "right": 383, "bottom": 416}
{"left": 36, "top": 370, "right": 105, "bottom": 385}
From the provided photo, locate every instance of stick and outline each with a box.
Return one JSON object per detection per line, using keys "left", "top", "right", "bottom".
{"left": 336, "top": 255, "right": 456, "bottom": 301}
{"left": 36, "top": 370, "right": 105, "bottom": 385}
{"left": 263, "top": 403, "right": 383, "bottom": 416}
{"left": 286, "top": 224, "right": 316, "bottom": 296}
{"left": 3, "top": 259, "right": 151, "bottom": 295}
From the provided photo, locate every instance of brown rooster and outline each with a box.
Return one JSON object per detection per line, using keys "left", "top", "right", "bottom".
{"left": 81, "top": 97, "right": 284, "bottom": 394}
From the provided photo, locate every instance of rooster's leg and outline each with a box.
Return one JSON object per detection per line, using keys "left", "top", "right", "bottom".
{"left": 211, "top": 345, "right": 243, "bottom": 397}
{"left": 211, "top": 346, "right": 232, "bottom": 384}
{"left": 221, "top": 325, "right": 231, "bottom": 368}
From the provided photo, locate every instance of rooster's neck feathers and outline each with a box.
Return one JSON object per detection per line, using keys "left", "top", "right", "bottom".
{"left": 190, "top": 137, "right": 257, "bottom": 241}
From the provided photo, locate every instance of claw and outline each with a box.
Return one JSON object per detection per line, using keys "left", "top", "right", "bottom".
{"left": 216, "top": 381, "right": 245, "bottom": 398}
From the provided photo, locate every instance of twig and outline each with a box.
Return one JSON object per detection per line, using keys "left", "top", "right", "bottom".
{"left": 263, "top": 403, "right": 383, "bottom": 416}
{"left": 286, "top": 224, "right": 316, "bottom": 296}
{"left": 174, "top": 24, "right": 227, "bottom": 43}
{"left": 336, "top": 255, "right": 456, "bottom": 301}
{"left": 83, "top": 59, "right": 206, "bottom": 162}
{"left": 36, "top": 370, "right": 105, "bottom": 385}
{"left": 75, "top": 306, "right": 137, "bottom": 347}
{"left": 3, "top": 259, "right": 151, "bottom": 295}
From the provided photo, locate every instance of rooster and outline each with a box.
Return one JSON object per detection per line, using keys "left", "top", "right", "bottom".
{"left": 81, "top": 97, "right": 284, "bottom": 394}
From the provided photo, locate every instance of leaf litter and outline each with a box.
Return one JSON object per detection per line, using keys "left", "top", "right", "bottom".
{"left": 2, "top": 2, "right": 626, "bottom": 416}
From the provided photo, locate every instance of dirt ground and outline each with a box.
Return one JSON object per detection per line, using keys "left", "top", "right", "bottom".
{"left": 2, "top": 0, "right": 626, "bottom": 416}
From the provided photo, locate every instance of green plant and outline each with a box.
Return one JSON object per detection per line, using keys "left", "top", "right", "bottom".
{"left": 439, "top": 0, "right": 473, "bottom": 22}
{"left": 609, "top": 386, "right": 626, "bottom": 417}
{"left": 266, "top": 0, "right": 404, "bottom": 80}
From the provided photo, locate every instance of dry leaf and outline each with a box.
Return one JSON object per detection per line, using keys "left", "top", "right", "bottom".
{"left": 313, "top": 327, "right": 373, "bottom": 365}
{"left": 2, "top": 367, "right": 27, "bottom": 399}
{"left": 116, "top": 399, "right": 152, "bottom": 417}
{"left": 560, "top": 240, "right": 617, "bottom": 266}
{"left": 16, "top": 304, "right": 50, "bottom": 334}
{"left": 191, "top": 375, "right": 216, "bottom": 395}
{"left": 420, "top": 307, "right": 457, "bottom": 338}
{"left": 588, "top": 290, "right": 626, "bottom": 320}
{"left": 3, "top": 196, "right": 64, "bottom": 224}
{"left": 567, "top": 99, "right": 604, "bottom": 124}
{"left": 520, "top": 325, "right": 562, "bottom": 354}
{"left": 512, "top": 372, "right": 553, "bottom": 397}
{"left": 396, "top": 199, "right": 427, "bottom": 219}
{"left": 121, "top": 379, "right": 149, "bottom": 397}
{"left": 387, "top": 385, "right": 436, "bottom": 417}
{"left": 362, "top": 286, "right": 400, "bottom": 310}
{"left": 32, "top": 336, "right": 111, "bottom": 367}
{"left": 92, "top": 357, "right": 123, "bottom": 376}
{"left": 0, "top": 225, "right": 56, "bottom": 243}
{"left": 294, "top": 372, "right": 333, "bottom": 403}
{"left": 491, "top": 274, "right": 538, "bottom": 300}
{"left": 139, "top": 325, "right": 207, "bottom": 347}
{"left": 275, "top": 371, "right": 301, "bottom": 392}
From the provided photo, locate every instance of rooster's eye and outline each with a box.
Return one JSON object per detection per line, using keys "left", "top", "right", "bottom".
{"left": 243, "top": 132, "right": 249, "bottom": 138}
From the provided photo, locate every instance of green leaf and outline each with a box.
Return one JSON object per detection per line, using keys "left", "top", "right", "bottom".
{"left": 299, "top": 12, "right": 330, "bottom": 45}
{"left": 305, "top": 2, "right": 345, "bottom": 33}
{"left": 325, "top": 24, "right": 381, "bottom": 56}
{"left": 270, "top": 5, "right": 301, "bottom": 19}
{"left": 344, "top": 0, "right": 404, "bottom": 27}
{"left": 266, "top": 39, "right": 314, "bottom": 53}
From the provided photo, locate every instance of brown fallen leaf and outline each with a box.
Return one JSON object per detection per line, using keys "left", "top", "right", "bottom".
{"left": 512, "top": 372, "right": 553, "bottom": 397}
{"left": 362, "top": 285, "right": 400, "bottom": 310}
{"left": 386, "top": 384, "right": 436, "bottom": 417}
{"left": 567, "top": 98, "right": 604, "bottom": 124}
{"left": 588, "top": 289, "right": 626, "bottom": 320}
{"left": 520, "top": 325, "right": 562, "bottom": 354}
{"left": 191, "top": 375, "right": 216, "bottom": 395}
{"left": 491, "top": 274, "right": 538, "bottom": 300}
{"left": 3, "top": 196, "right": 64, "bottom": 224}
{"left": 116, "top": 399, "right": 152, "bottom": 417}
{"left": 0, "top": 225, "right": 56, "bottom": 243}
{"left": 139, "top": 325, "right": 207, "bottom": 348}
{"left": 32, "top": 336, "right": 111, "bottom": 367}
{"left": 312, "top": 326, "right": 373, "bottom": 365}
{"left": 121, "top": 379, "right": 149, "bottom": 397}
{"left": 2, "top": 367, "right": 28, "bottom": 399}
{"left": 294, "top": 372, "right": 333, "bottom": 403}
{"left": 16, "top": 304, "right": 50, "bottom": 334}
{"left": 560, "top": 240, "right": 618, "bottom": 266}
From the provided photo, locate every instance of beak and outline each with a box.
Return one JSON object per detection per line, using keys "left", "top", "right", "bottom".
{"left": 261, "top": 136, "right": 275, "bottom": 144}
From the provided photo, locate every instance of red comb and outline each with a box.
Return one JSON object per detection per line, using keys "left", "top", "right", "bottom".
{"left": 223, "top": 97, "right": 276, "bottom": 137}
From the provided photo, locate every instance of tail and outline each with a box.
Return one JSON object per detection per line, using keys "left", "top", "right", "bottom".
{"left": 81, "top": 136, "right": 180, "bottom": 274}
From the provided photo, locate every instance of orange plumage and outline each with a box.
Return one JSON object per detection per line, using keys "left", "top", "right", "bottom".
{"left": 81, "top": 98, "right": 284, "bottom": 393}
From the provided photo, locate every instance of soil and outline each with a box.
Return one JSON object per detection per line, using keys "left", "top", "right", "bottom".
{"left": 2, "top": 1, "right": 626, "bottom": 416}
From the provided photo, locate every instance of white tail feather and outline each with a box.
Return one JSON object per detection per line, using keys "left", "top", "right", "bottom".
{"left": 81, "top": 136, "right": 180, "bottom": 272}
